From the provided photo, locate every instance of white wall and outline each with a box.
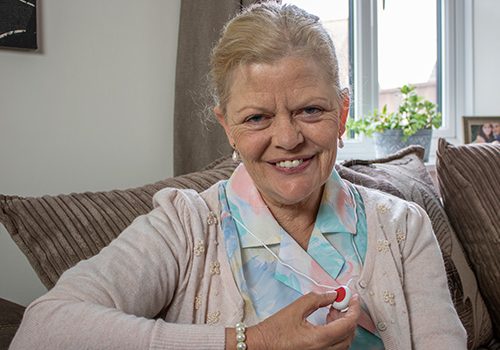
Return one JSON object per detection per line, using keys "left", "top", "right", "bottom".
{"left": 473, "top": 0, "right": 500, "bottom": 115}
{"left": 0, "top": 0, "right": 181, "bottom": 306}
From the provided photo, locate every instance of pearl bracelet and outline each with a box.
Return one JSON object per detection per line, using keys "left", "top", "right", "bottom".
{"left": 235, "top": 322, "right": 247, "bottom": 350}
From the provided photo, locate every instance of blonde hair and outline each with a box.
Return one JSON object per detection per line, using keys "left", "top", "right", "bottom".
{"left": 209, "top": 2, "right": 345, "bottom": 114}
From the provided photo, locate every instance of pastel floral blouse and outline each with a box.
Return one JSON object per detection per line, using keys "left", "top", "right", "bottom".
{"left": 219, "top": 164, "right": 384, "bottom": 349}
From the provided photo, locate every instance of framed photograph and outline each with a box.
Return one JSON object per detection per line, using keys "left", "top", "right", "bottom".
{"left": 463, "top": 116, "right": 500, "bottom": 144}
{"left": 0, "top": 0, "right": 37, "bottom": 50}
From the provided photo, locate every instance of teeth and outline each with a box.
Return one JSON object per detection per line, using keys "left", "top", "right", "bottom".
{"left": 276, "top": 159, "right": 303, "bottom": 168}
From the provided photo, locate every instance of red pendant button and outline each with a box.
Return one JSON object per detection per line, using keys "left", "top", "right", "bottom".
{"left": 335, "top": 286, "right": 346, "bottom": 302}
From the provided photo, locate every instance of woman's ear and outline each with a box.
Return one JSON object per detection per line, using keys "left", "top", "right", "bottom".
{"left": 338, "top": 93, "right": 350, "bottom": 137}
{"left": 214, "top": 106, "right": 235, "bottom": 146}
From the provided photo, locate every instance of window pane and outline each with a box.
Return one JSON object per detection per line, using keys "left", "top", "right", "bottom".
{"left": 282, "top": 1, "right": 350, "bottom": 89}
{"left": 377, "top": 0, "right": 438, "bottom": 113}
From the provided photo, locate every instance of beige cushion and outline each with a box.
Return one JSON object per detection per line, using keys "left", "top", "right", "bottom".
{"left": 436, "top": 138, "right": 500, "bottom": 338}
{"left": 0, "top": 156, "right": 236, "bottom": 289}
{"left": 340, "top": 145, "right": 494, "bottom": 349}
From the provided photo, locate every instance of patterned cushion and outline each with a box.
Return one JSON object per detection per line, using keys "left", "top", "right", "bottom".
{"left": 0, "top": 156, "right": 236, "bottom": 289}
{"left": 436, "top": 138, "right": 500, "bottom": 338}
{"left": 339, "top": 145, "right": 494, "bottom": 349}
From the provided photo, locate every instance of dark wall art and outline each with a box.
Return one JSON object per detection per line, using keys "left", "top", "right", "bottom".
{"left": 0, "top": 0, "right": 37, "bottom": 50}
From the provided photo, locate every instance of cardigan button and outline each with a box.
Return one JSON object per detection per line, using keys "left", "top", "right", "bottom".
{"left": 358, "top": 279, "right": 367, "bottom": 289}
{"left": 377, "top": 321, "right": 387, "bottom": 331}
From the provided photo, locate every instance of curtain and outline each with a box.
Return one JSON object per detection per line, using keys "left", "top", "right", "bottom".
{"left": 173, "top": 0, "right": 260, "bottom": 175}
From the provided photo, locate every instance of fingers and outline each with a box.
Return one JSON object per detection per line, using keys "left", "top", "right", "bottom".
{"left": 331, "top": 293, "right": 361, "bottom": 324}
{"left": 345, "top": 294, "right": 361, "bottom": 320}
{"left": 300, "top": 292, "right": 360, "bottom": 348}
{"left": 326, "top": 307, "right": 342, "bottom": 323}
{"left": 254, "top": 292, "right": 359, "bottom": 350}
{"left": 321, "top": 295, "right": 360, "bottom": 345}
{"left": 300, "top": 291, "right": 338, "bottom": 318}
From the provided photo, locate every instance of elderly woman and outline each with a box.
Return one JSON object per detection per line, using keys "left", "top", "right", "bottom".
{"left": 11, "top": 3, "right": 466, "bottom": 350}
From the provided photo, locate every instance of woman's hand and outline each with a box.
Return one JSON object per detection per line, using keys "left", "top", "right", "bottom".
{"left": 244, "top": 292, "right": 360, "bottom": 350}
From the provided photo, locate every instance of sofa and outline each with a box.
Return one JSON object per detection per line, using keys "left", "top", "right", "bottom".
{"left": 1, "top": 138, "right": 498, "bottom": 349}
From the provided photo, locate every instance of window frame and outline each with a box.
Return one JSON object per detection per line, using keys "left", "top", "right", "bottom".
{"left": 337, "top": 0, "right": 474, "bottom": 161}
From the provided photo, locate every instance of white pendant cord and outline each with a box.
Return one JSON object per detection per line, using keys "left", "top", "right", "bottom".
{"left": 229, "top": 214, "right": 347, "bottom": 291}
{"left": 351, "top": 232, "right": 364, "bottom": 268}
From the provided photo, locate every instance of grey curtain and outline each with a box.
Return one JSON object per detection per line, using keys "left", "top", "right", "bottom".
{"left": 173, "top": 0, "right": 259, "bottom": 175}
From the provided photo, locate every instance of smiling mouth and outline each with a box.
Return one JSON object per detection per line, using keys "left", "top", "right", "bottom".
{"left": 273, "top": 156, "right": 314, "bottom": 169}
{"left": 276, "top": 159, "right": 303, "bottom": 169}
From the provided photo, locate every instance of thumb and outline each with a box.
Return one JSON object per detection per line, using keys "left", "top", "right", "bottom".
{"left": 301, "top": 291, "right": 338, "bottom": 319}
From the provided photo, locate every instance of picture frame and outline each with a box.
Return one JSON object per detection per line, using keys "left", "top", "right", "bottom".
{"left": 463, "top": 116, "right": 500, "bottom": 144}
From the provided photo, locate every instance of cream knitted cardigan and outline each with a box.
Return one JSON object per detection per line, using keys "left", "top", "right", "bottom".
{"left": 10, "top": 182, "right": 466, "bottom": 350}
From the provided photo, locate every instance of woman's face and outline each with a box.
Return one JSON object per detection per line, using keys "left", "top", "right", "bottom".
{"left": 482, "top": 123, "right": 493, "bottom": 136}
{"left": 215, "top": 56, "right": 348, "bottom": 208}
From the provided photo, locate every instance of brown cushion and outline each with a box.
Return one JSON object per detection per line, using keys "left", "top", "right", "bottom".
{"left": 436, "top": 138, "right": 500, "bottom": 338}
{"left": 0, "top": 297, "right": 25, "bottom": 350}
{"left": 0, "top": 156, "right": 237, "bottom": 290}
{"left": 340, "top": 145, "right": 494, "bottom": 349}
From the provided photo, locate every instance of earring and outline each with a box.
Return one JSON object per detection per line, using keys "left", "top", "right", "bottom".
{"left": 338, "top": 138, "right": 344, "bottom": 149}
{"left": 232, "top": 147, "right": 240, "bottom": 162}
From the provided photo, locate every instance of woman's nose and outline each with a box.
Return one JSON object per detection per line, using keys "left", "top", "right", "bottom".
{"left": 272, "top": 114, "right": 304, "bottom": 150}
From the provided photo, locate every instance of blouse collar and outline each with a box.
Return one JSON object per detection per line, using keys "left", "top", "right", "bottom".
{"left": 225, "top": 163, "right": 358, "bottom": 249}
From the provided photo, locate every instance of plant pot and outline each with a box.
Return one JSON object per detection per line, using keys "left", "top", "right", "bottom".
{"left": 373, "top": 128, "right": 433, "bottom": 161}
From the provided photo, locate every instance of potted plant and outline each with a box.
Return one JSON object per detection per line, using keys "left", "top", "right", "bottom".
{"left": 347, "top": 84, "right": 442, "bottom": 161}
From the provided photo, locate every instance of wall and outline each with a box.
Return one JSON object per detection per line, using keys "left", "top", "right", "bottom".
{"left": 0, "top": 0, "right": 181, "bottom": 306}
{"left": 474, "top": 0, "right": 500, "bottom": 115}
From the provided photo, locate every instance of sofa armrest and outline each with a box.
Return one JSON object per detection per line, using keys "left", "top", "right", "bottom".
{"left": 0, "top": 298, "right": 25, "bottom": 350}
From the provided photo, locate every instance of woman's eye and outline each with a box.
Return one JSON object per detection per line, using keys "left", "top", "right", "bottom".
{"left": 241, "top": 113, "right": 272, "bottom": 129}
{"left": 245, "top": 114, "right": 265, "bottom": 123}
{"left": 300, "top": 106, "right": 323, "bottom": 117}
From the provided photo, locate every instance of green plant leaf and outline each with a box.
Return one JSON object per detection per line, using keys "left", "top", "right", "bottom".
{"left": 347, "top": 84, "right": 441, "bottom": 138}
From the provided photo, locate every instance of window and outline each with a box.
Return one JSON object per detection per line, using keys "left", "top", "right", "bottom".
{"left": 376, "top": 0, "right": 439, "bottom": 114}
{"left": 283, "top": 0, "right": 470, "bottom": 159}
